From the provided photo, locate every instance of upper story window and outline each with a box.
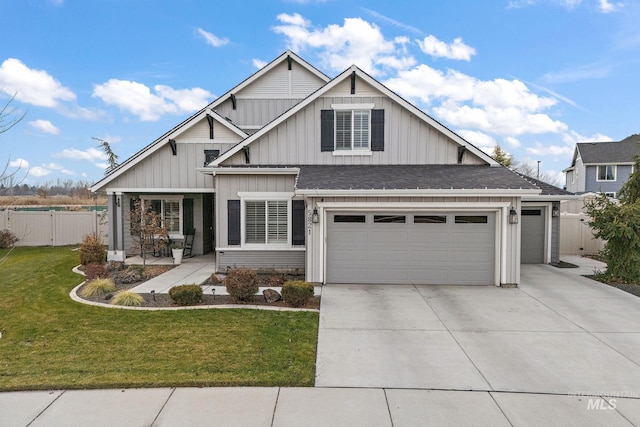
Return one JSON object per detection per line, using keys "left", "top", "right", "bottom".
{"left": 321, "top": 105, "right": 384, "bottom": 154}
{"left": 597, "top": 165, "right": 616, "bottom": 181}
{"left": 335, "top": 110, "right": 370, "bottom": 151}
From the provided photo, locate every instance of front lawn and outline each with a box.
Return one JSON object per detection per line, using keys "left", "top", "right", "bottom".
{"left": 0, "top": 247, "right": 319, "bottom": 391}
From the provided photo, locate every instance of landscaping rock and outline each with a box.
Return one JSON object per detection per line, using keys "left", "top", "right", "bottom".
{"left": 263, "top": 289, "right": 282, "bottom": 303}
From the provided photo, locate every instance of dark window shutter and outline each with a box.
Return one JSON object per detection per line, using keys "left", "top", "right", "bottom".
{"left": 227, "top": 200, "right": 241, "bottom": 245}
{"left": 321, "top": 110, "right": 334, "bottom": 152}
{"left": 371, "top": 109, "right": 384, "bottom": 151}
{"left": 129, "top": 198, "right": 138, "bottom": 236}
{"left": 291, "top": 200, "right": 305, "bottom": 246}
{"left": 183, "top": 198, "right": 194, "bottom": 235}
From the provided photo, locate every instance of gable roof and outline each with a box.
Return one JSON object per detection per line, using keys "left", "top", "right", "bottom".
{"left": 295, "top": 165, "right": 537, "bottom": 193}
{"left": 576, "top": 134, "right": 640, "bottom": 165}
{"left": 212, "top": 64, "right": 498, "bottom": 167}
{"left": 91, "top": 51, "right": 329, "bottom": 192}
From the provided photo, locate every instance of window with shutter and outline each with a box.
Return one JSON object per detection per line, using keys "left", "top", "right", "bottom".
{"left": 140, "top": 196, "right": 183, "bottom": 237}
{"left": 243, "top": 200, "right": 289, "bottom": 245}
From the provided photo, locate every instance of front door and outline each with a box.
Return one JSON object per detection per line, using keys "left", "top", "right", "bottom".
{"left": 203, "top": 193, "right": 214, "bottom": 254}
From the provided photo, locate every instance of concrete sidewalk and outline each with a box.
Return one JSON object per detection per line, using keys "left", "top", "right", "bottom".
{"left": 3, "top": 387, "right": 639, "bottom": 427}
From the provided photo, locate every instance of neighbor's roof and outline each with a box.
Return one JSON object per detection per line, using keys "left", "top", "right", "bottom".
{"left": 577, "top": 134, "right": 640, "bottom": 164}
{"left": 294, "top": 165, "right": 538, "bottom": 192}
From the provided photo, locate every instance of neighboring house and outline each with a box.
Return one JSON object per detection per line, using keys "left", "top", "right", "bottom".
{"left": 564, "top": 134, "right": 640, "bottom": 197}
{"left": 91, "top": 50, "right": 567, "bottom": 286}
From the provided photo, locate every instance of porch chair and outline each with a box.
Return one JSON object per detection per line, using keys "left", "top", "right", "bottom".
{"left": 183, "top": 228, "right": 195, "bottom": 258}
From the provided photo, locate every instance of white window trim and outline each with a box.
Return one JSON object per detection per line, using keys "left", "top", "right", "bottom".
{"left": 596, "top": 165, "right": 617, "bottom": 182}
{"left": 239, "top": 193, "right": 292, "bottom": 249}
{"left": 331, "top": 103, "right": 373, "bottom": 154}
{"left": 140, "top": 195, "right": 184, "bottom": 239}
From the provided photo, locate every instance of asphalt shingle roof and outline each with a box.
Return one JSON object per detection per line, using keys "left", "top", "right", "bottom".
{"left": 295, "top": 165, "right": 539, "bottom": 191}
{"left": 516, "top": 172, "right": 574, "bottom": 196}
{"left": 578, "top": 134, "right": 640, "bottom": 164}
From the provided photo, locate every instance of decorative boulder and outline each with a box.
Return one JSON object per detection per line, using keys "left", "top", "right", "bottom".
{"left": 263, "top": 289, "right": 282, "bottom": 303}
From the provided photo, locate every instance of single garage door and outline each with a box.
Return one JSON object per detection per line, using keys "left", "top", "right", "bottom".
{"left": 521, "top": 208, "right": 545, "bottom": 264}
{"left": 326, "top": 211, "right": 496, "bottom": 285}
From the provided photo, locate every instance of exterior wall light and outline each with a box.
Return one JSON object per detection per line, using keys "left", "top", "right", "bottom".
{"left": 509, "top": 207, "right": 519, "bottom": 224}
{"left": 552, "top": 205, "right": 560, "bottom": 217}
{"left": 312, "top": 208, "right": 320, "bottom": 223}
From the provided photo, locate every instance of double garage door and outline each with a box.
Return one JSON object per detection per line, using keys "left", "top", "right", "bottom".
{"left": 326, "top": 211, "right": 496, "bottom": 285}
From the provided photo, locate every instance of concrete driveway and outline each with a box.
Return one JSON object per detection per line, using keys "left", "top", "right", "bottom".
{"left": 316, "top": 263, "right": 640, "bottom": 397}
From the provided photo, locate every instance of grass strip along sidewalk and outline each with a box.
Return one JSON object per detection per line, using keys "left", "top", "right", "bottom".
{"left": 0, "top": 247, "right": 318, "bottom": 391}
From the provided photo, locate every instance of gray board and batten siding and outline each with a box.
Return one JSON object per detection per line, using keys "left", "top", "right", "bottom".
{"left": 215, "top": 173, "right": 305, "bottom": 272}
{"left": 222, "top": 85, "right": 487, "bottom": 166}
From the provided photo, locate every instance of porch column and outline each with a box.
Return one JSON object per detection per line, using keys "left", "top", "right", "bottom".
{"left": 107, "top": 192, "right": 126, "bottom": 262}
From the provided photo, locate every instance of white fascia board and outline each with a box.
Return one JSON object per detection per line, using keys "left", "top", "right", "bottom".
{"left": 522, "top": 194, "right": 580, "bottom": 201}
{"left": 316, "top": 201, "right": 512, "bottom": 210}
{"left": 197, "top": 167, "right": 300, "bottom": 176}
{"left": 105, "top": 188, "right": 216, "bottom": 194}
{"left": 583, "top": 161, "right": 635, "bottom": 166}
{"left": 296, "top": 188, "right": 540, "bottom": 197}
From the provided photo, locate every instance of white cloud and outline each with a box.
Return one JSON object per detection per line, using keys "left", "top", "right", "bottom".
{"left": 505, "top": 136, "right": 522, "bottom": 148}
{"left": 362, "top": 8, "right": 423, "bottom": 35}
{"left": 54, "top": 147, "right": 108, "bottom": 162}
{"left": 0, "top": 58, "right": 76, "bottom": 108}
{"left": 252, "top": 58, "right": 268, "bottom": 69}
{"left": 272, "top": 14, "right": 414, "bottom": 75}
{"left": 196, "top": 28, "right": 230, "bottom": 47}
{"left": 44, "top": 163, "right": 75, "bottom": 175}
{"left": 383, "top": 64, "right": 565, "bottom": 137}
{"left": 92, "top": 79, "right": 212, "bottom": 121}
{"left": 457, "top": 130, "right": 498, "bottom": 153}
{"left": 417, "top": 35, "right": 476, "bottom": 61}
{"left": 598, "top": 0, "right": 623, "bottom": 13}
{"left": 28, "top": 119, "right": 60, "bottom": 135}
{"left": 9, "top": 158, "right": 29, "bottom": 169}
{"left": 29, "top": 166, "right": 51, "bottom": 177}
{"left": 526, "top": 142, "right": 575, "bottom": 157}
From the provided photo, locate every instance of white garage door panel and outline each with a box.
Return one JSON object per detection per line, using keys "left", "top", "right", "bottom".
{"left": 326, "top": 212, "right": 496, "bottom": 285}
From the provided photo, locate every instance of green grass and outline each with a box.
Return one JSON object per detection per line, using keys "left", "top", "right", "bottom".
{"left": 0, "top": 247, "right": 319, "bottom": 391}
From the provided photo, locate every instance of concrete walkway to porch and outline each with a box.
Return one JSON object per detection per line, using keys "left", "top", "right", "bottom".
{"left": 129, "top": 254, "right": 217, "bottom": 294}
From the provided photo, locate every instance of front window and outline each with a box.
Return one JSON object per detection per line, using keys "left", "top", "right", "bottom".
{"left": 597, "top": 165, "right": 616, "bottom": 181}
{"left": 143, "top": 197, "right": 183, "bottom": 236}
{"left": 245, "top": 200, "right": 288, "bottom": 244}
{"left": 335, "top": 110, "right": 370, "bottom": 151}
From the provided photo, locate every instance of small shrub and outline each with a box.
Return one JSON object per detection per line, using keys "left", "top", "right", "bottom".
{"left": 225, "top": 268, "right": 259, "bottom": 302}
{"left": 282, "top": 280, "right": 314, "bottom": 308}
{"left": 80, "top": 278, "right": 116, "bottom": 297}
{"left": 79, "top": 233, "right": 106, "bottom": 265}
{"left": 263, "top": 273, "right": 285, "bottom": 287}
{"left": 0, "top": 229, "right": 18, "bottom": 248}
{"left": 111, "top": 290, "right": 144, "bottom": 306}
{"left": 83, "top": 263, "right": 109, "bottom": 281}
{"left": 169, "top": 284, "right": 203, "bottom": 305}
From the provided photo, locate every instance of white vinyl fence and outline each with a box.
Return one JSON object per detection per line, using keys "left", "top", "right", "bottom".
{"left": 0, "top": 210, "right": 108, "bottom": 246}
{"left": 560, "top": 213, "right": 605, "bottom": 256}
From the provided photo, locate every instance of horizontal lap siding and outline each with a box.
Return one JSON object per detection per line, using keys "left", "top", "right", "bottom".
{"left": 218, "top": 250, "right": 305, "bottom": 272}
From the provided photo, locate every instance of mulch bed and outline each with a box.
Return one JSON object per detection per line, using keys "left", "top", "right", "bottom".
{"left": 77, "top": 265, "right": 320, "bottom": 310}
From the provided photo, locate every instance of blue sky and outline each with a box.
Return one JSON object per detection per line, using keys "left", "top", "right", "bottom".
{"left": 1, "top": 0, "right": 638, "bottom": 187}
